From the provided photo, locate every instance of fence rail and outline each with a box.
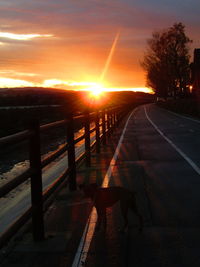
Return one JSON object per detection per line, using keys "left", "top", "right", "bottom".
{"left": 0, "top": 106, "right": 128, "bottom": 248}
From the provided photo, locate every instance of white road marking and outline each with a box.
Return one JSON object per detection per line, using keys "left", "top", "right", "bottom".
{"left": 71, "top": 108, "right": 137, "bottom": 267}
{"left": 144, "top": 106, "right": 200, "bottom": 176}
{"left": 164, "top": 108, "right": 200, "bottom": 124}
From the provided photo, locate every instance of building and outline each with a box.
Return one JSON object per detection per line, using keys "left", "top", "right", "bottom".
{"left": 191, "top": 49, "right": 200, "bottom": 102}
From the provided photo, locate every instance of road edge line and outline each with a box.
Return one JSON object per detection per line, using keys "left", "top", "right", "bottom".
{"left": 144, "top": 106, "right": 200, "bottom": 175}
{"left": 158, "top": 105, "right": 200, "bottom": 124}
{"left": 71, "top": 108, "right": 137, "bottom": 267}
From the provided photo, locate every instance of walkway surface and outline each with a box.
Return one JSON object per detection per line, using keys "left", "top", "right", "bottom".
{"left": 1, "top": 104, "right": 200, "bottom": 267}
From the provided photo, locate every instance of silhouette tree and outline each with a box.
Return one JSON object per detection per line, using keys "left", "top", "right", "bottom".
{"left": 142, "top": 23, "right": 192, "bottom": 99}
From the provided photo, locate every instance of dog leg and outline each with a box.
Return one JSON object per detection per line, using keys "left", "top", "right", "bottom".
{"left": 130, "top": 202, "right": 143, "bottom": 232}
{"left": 120, "top": 201, "right": 128, "bottom": 232}
{"left": 103, "top": 209, "right": 107, "bottom": 230}
{"left": 95, "top": 207, "right": 106, "bottom": 231}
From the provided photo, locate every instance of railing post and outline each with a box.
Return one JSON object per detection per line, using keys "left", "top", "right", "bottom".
{"left": 113, "top": 109, "right": 117, "bottom": 126}
{"left": 102, "top": 109, "right": 106, "bottom": 145}
{"left": 115, "top": 108, "right": 119, "bottom": 125}
{"left": 95, "top": 110, "right": 100, "bottom": 153}
{"left": 109, "top": 109, "right": 114, "bottom": 133}
{"left": 29, "top": 119, "right": 44, "bottom": 241}
{"left": 111, "top": 108, "right": 115, "bottom": 130}
{"left": 116, "top": 108, "right": 121, "bottom": 124}
{"left": 66, "top": 113, "right": 77, "bottom": 191}
{"left": 107, "top": 109, "right": 110, "bottom": 135}
{"left": 84, "top": 110, "right": 91, "bottom": 166}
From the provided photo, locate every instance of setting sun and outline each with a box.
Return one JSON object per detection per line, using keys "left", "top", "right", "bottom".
{"left": 87, "top": 83, "right": 105, "bottom": 98}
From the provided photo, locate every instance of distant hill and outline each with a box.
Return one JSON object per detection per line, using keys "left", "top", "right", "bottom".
{"left": 0, "top": 87, "right": 154, "bottom": 108}
{"left": 0, "top": 87, "right": 155, "bottom": 137}
{"left": 0, "top": 87, "right": 81, "bottom": 108}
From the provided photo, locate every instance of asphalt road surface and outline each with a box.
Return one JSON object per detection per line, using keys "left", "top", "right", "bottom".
{"left": 2, "top": 103, "right": 200, "bottom": 267}
{"left": 83, "top": 104, "right": 200, "bottom": 267}
{"left": 135, "top": 104, "right": 200, "bottom": 227}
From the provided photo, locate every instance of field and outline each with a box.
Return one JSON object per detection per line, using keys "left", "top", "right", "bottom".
{"left": 0, "top": 87, "right": 154, "bottom": 174}
{"left": 0, "top": 87, "right": 154, "bottom": 137}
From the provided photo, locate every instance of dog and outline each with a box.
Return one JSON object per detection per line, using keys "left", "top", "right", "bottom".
{"left": 79, "top": 183, "right": 143, "bottom": 232}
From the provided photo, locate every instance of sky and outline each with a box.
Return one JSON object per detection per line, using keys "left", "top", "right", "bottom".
{"left": 0, "top": 0, "right": 200, "bottom": 92}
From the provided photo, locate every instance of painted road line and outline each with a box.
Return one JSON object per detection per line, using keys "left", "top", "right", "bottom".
{"left": 102, "top": 108, "right": 137, "bottom": 187}
{"left": 71, "top": 208, "right": 97, "bottom": 267}
{"left": 71, "top": 108, "right": 137, "bottom": 267}
{"left": 163, "top": 107, "right": 200, "bottom": 124}
{"left": 144, "top": 106, "right": 200, "bottom": 176}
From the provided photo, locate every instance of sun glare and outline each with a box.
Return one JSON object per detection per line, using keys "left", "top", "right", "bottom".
{"left": 0, "top": 75, "right": 153, "bottom": 95}
{"left": 88, "top": 83, "right": 104, "bottom": 98}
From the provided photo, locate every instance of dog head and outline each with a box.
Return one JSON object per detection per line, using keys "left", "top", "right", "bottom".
{"left": 79, "top": 183, "right": 98, "bottom": 199}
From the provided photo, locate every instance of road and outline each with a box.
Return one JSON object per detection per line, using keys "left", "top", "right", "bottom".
{"left": 79, "top": 104, "right": 200, "bottom": 267}
{"left": 135, "top": 104, "right": 200, "bottom": 227}
{"left": 2, "top": 103, "right": 200, "bottom": 267}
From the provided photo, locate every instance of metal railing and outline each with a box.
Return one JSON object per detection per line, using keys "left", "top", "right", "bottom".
{"left": 0, "top": 106, "right": 127, "bottom": 248}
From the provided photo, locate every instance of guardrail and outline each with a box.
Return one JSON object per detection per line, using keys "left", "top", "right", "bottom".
{"left": 0, "top": 106, "right": 128, "bottom": 248}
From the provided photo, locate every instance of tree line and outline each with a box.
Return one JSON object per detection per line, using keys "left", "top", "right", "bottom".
{"left": 142, "top": 22, "right": 192, "bottom": 99}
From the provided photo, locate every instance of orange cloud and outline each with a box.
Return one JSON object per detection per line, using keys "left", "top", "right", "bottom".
{"left": 0, "top": 32, "right": 53, "bottom": 41}
{"left": 0, "top": 0, "right": 198, "bottom": 91}
{"left": 0, "top": 77, "right": 35, "bottom": 87}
